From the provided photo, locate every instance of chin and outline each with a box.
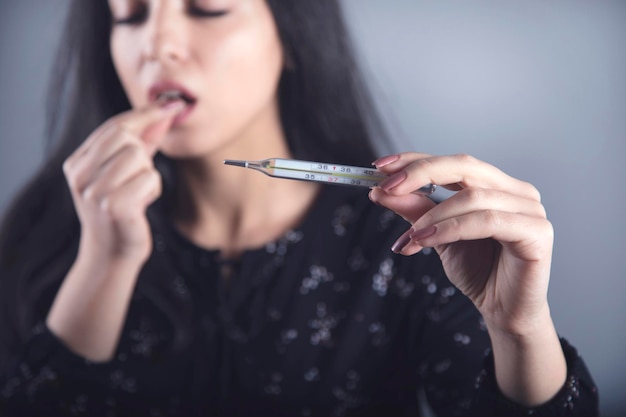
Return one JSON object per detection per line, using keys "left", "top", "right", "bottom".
{"left": 158, "top": 134, "right": 221, "bottom": 160}
{"left": 159, "top": 145, "right": 205, "bottom": 159}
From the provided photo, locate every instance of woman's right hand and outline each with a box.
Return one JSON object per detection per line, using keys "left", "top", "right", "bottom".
{"left": 63, "top": 100, "right": 185, "bottom": 263}
{"left": 46, "top": 101, "right": 184, "bottom": 362}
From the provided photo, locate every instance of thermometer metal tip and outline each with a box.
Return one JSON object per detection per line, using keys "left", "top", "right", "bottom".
{"left": 223, "top": 159, "right": 247, "bottom": 168}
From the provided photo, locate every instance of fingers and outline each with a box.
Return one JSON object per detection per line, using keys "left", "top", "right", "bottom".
{"left": 388, "top": 188, "right": 550, "bottom": 254}
{"left": 394, "top": 210, "right": 554, "bottom": 262}
{"left": 66, "top": 129, "right": 139, "bottom": 193}
{"left": 98, "top": 168, "right": 163, "bottom": 222}
{"left": 374, "top": 153, "right": 540, "bottom": 202}
{"left": 69, "top": 100, "right": 184, "bottom": 163}
{"left": 369, "top": 188, "right": 435, "bottom": 224}
{"left": 374, "top": 184, "right": 546, "bottom": 227}
{"left": 64, "top": 100, "right": 184, "bottom": 195}
{"left": 416, "top": 187, "right": 547, "bottom": 225}
{"left": 372, "top": 152, "right": 433, "bottom": 170}
{"left": 371, "top": 153, "right": 551, "bottom": 258}
{"left": 81, "top": 144, "right": 153, "bottom": 203}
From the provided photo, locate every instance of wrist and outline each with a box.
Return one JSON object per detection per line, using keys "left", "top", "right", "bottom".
{"left": 78, "top": 232, "right": 151, "bottom": 268}
{"left": 485, "top": 304, "right": 567, "bottom": 406}
{"left": 47, "top": 241, "right": 146, "bottom": 362}
{"left": 482, "top": 301, "right": 553, "bottom": 340}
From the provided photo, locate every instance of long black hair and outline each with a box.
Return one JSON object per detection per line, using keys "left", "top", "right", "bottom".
{"left": 0, "top": 0, "right": 391, "bottom": 369}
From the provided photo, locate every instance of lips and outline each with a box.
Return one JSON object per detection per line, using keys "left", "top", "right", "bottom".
{"left": 148, "top": 80, "right": 198, "bottom": 125}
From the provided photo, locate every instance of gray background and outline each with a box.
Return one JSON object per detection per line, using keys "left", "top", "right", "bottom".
{"left": 1, "top": 1, "right": 624, "bottom": 415}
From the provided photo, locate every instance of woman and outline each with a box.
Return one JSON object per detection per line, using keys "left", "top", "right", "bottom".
{"left": 0, "top": 0, "right": 598, "bottom": 416}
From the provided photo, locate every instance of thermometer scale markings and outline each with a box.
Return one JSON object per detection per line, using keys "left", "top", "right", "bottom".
{"left": 270, "top": 159, "right": 382, "bottom": 186}
{"left": 223, "top": 158, "right": 436, "bottom": 195}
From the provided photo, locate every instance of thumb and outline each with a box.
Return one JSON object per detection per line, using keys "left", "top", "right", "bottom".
{"left": 369, "top": 187, "right": 435, "bottom": 224}
{"left": 141, "top": 100, "right": 185, "bottom": 156}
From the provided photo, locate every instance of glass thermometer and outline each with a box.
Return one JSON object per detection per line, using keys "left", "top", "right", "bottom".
{"left": 223, "top": 158, "right": 437, "bottom": 195}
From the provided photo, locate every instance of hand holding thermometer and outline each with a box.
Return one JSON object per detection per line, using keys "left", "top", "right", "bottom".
{"left": 223, "top": 158, "right": 437, "bottom": 195}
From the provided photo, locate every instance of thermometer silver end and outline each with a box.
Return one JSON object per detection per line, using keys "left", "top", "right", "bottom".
{"left": 224, "top": 159, "right": 248, "bottom": 168}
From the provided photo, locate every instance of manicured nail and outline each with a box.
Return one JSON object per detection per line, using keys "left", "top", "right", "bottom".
{"left": 379, "top": 171, "right": 407, "bottom": 192}
{"left": 391, "top": 229, "right": 412, "bottom": 253}
{"left": 409, "top": 225, "right": 437, "bottom": 242}
{"left": 372, "top": 154, "right": 400, "bottom": 168}
{"left": 368, "top": 189, "right": 381, "bottom": 206}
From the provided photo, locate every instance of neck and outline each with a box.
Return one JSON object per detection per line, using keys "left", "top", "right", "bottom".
{"left": 170, "top": 124, "right": 319, "bottom": 259}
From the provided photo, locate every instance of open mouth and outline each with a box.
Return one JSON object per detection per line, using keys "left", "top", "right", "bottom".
{"left": 156, "top": 90, "right": 196, "bottom": 106}
{"left": 149, "top": 82, "right": 199, "bottom": 125}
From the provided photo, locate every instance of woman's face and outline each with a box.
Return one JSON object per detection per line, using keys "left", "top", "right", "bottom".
{"left": 108, "top": 0, "right": 285, "bottom": 157}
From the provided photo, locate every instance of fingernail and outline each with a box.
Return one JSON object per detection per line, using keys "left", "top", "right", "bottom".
{"left": 372, "top": 154, "right": 400, "bottom": 168}
{"left": 409, "top": 225, "right": 437, "bottom": 242}
{"left": 391, "top": 229, "right": 412, "bottom": 254}
{"left": 379, "top": 171, "right": 407, "bottom": 192}
{"left": 368, "top": 189, "right": 381, "bottom": 206}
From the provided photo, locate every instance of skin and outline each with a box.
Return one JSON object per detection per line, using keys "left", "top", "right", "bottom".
{"left": 370, "top": 152, "right": 566, "bottom": 405}
{"left": 48, "top": 0, "right": 319, "bottom": 363}
{"left": 47, "top": 0, "right": 567, "bottom": 408}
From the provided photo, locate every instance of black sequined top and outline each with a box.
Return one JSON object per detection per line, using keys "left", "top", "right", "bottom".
{"left": 0, "top": 186, "right": 598, "bottom": 416}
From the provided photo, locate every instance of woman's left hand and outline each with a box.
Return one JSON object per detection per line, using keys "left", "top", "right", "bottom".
{"left": 369, "top": 152, "right": 554, "bottom": 335}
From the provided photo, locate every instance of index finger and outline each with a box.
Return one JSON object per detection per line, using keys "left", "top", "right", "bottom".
{"left": 74, "top": 100, "right": 185, "bottom": 158}
{"left": 377, "top": 153, "right": 541, "bottom": 202}
{"left": 112, "top": 100, "right": 185, "bottom": 136}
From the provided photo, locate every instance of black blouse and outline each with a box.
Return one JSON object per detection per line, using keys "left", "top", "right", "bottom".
{"left": 0, "top": 186, "right": 598, "bottom": 416}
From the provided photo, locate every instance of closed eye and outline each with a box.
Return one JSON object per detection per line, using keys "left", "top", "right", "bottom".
{"left": 111, "top": 4, "right": 228, "bottom": 26}
{"left": 188, "top": 6, "right": 229, "bottom": 18}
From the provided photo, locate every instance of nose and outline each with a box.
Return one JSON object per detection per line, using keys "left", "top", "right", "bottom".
{"left": 142, "top": 3, "right": 190, "bottom": 64}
